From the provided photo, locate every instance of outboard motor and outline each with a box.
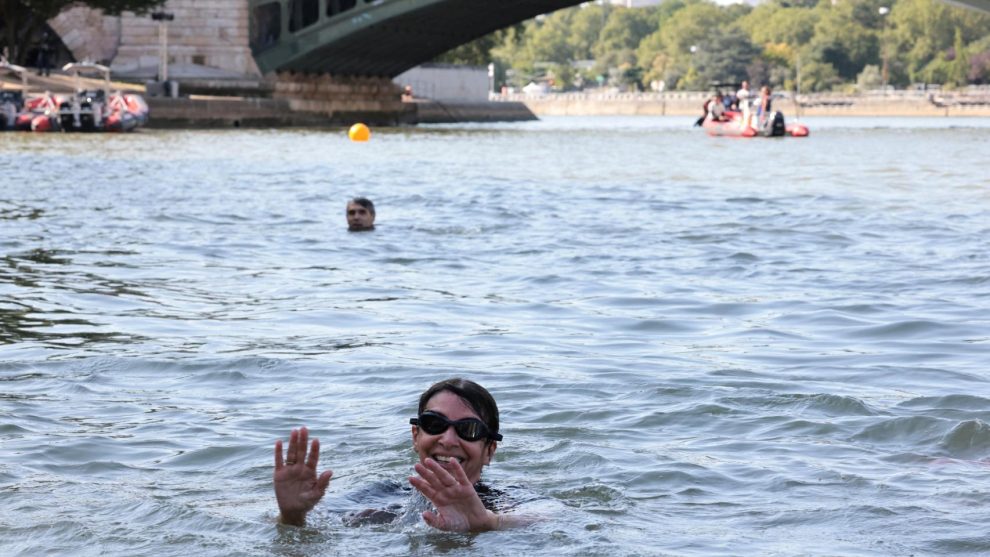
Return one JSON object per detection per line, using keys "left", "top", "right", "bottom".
{"left": 60, "top": 89, "right": 106, "bottom": 131}
{"left": 765, "top": 111, "right": 786, "bottom": 137}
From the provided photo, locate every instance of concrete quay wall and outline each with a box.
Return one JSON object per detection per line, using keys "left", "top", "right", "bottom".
{"left": 145, "top": 97, "right": 536, "bottom": 128}
{"left": 271, "top": 72, "right": 414, "bottom": 125}
{"left": 411, "top": 100, "right": 536, "bottom": 123}
{"left": 507, "top": 91, "right": 990, "bottom": 117}
{"left": 146, "top": 97, "right": 333, "bottom": 128}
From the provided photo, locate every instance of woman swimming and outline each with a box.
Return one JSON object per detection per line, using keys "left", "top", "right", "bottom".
{"left": 274, "top": 378, "right": 524, "bottom": 531}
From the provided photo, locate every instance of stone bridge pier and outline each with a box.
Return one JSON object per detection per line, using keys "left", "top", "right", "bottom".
{"left": 271, "top": 71, "right": 411, "bottom": 124}
{"left": 45, "top": 0, "right": 409, "bottom": 123}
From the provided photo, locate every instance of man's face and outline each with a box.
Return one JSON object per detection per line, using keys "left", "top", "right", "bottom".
{"left": 346, "top": 202, "right": 375, "bottom": 231}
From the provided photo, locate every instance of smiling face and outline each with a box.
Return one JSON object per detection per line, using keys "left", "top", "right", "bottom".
{"left": 411, "top": 390, "right": 497, "bottom": 485}
{"left": 346, "top": 201, "right": 375, "bottom": 231}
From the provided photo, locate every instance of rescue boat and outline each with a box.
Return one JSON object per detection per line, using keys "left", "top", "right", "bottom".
{"left": 702, "top": 108, "right": 809, "bottom": 138}
{"left": 0, "top": 60, "right": 60, "bottom": 131}
{"left": 58, "top": 62, "right": 148, "bottom": 132}
{"left": 2, "top": 60, "right": 149, "bottom": 132}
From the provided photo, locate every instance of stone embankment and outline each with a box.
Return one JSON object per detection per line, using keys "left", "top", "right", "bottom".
{"left": 501, "top": 90, "right": 990, "bottom": 117}
{"left": 8, "top": 70, "right": 985, "bottom": 125}
{"left": 0, "top": 71, "right": 536, "bottom": 127}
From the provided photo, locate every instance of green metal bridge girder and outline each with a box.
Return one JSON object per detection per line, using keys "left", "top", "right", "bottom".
{"left": 943, "top": 0, "right": 990, "bottom": 13}
{"left": 249, "top": 0, "right": 588, "bottom": 77}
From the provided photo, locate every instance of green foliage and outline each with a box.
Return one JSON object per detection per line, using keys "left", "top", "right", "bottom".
{"left": 856, "top": 64, "right": 882, "bottom": 90}
{"left": 437, "top": 26, "right": 521, "bottom": 67}
{"left": 689, "top": 26, "right": 760, "bottom": 89}
{"left": 443, "top": 0, "right": 990, "bottom": 91}
{"left": 807, "top": 13, "right": 879, "bottom": 80}
{"left": 739, "top": 3, "right": 819, "bottom": 46}
{"left": 968, "top": 36, "right": 990, "bottom": 83}
{"left": 800, "top": 59, "right": 842, "bottom": 92}
{"left": 949, "top": 27, "right": 968, "bottom": 87}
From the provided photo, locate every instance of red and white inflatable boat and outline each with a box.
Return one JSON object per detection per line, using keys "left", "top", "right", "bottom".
{"left": 1, "top": 60, "right": 148, "bottom": 132}
{"left": 702, "top": 109, "right": 809, "bottom": 138}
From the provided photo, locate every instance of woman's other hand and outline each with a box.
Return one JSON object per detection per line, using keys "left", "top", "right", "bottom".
{"left": 409, "top": 457, "right": 498, "bottom": 532}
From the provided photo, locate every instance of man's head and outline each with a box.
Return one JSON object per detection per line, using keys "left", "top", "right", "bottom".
{"left": 346, "top": 198, "right": 375, "bottom": 231}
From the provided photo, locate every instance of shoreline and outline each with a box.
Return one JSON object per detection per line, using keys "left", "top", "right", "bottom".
{"left": 4, "top": 72, "right": 989, "bottom": 125}
{"left": 503, "top": 91, "right": 990, "bottom": 118}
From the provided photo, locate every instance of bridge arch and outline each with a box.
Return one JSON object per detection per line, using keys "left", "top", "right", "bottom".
{"left": 248, "top": 0, "right": 587, "bottom": 77}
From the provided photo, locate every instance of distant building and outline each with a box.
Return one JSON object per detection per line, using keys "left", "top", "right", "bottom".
{"left": 394, "top": 63, "right": 490, "bottom": 102}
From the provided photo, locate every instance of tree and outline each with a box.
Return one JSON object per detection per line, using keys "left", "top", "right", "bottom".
{"left": 690, "top": 26, "right": 760, "bottom": 88}
{"left": 968, "top": 36, "right": 990, "bottom": 84}
{"left": 948, "top": 27, "right": 968, "bottom": 87}
{"left": 856, "top": 64, "right": 882, "bottom": 90}
{"left": 806, "top": 1, "right": 880, "bottom": 81}
{"left": 889, "top": 0, "right": 990, "bottom": 84}
{"left": 483, "top": 0, "right": 990, "bottom": 92}
{"left": 739, "top": 3, "right": 818, "bottom": 47}
{"left": 1, "top": 0, "right": 165, "bottom": 64}
{"left": 567, "top": 3, "right": 611, "bottom": 62}
{"left": 436, "top": 26, "right": 523, "bottom": 66}
{"left": 524, "top": 10, "right": 579, "bottom": 66}
{"left": 799, "top": 59, "right": 842, "bottom": 92}
{"left": 635, "top": 2, "right": 734, "bottom": 90}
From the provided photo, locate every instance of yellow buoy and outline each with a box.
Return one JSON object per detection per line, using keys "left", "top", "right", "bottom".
{"left": 348, "top": 123, "right": 370, "bottom": 142}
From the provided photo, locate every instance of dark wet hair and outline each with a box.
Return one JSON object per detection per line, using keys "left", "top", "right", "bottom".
{"left": 349, "top": 197, "right": 375, "bottom": 216}
{"left": 418, "top": 378, "right": 500, "bottom": 443}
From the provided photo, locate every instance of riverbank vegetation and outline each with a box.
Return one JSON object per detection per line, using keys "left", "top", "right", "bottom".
{"left": 438, "top": 0, "right": 990, "bottom": 93}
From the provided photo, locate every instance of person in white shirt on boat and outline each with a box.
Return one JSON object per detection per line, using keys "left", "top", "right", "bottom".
{"left": 755, "top": 85, "right": 773, "bottom": 129}
{"left": 736, "top": 80, "right": 752, "bottom": 129}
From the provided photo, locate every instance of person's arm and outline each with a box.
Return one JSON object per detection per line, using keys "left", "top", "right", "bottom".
{"left": 274, "top": 426, "right": 333, "bottom": 526}
{"left": 409, "top": 458, "right": 532, "bottom": 532}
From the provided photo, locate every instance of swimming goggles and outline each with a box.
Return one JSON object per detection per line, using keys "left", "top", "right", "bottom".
{"left": 410, "top": 411, "right": 502, "bottom": 442}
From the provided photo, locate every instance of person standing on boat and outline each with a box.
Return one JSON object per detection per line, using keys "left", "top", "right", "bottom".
{"left": 36, "top": 32, "right": 54, "bottom": 77}
{"left": 346, "top": 197, "right": 376, "bottom": 231}
{"left": 755, "top": 85, "right": 772, "bottom": 128}
{"left": 736, "top": 80, "right": 752, "bottom": 128}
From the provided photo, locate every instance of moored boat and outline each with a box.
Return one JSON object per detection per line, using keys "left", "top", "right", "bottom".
{"left": 2, "top": 60, "right": 149, "bottom": 132}
{"left": 58, "top": 62, "right": 149, "bottom": 132}
{"left": 1, "top": 58, "right": 62, "bottom": 131}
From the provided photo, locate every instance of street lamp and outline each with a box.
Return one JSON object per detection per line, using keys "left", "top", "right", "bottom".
{"left": 878, "top": 6, "right": 889, "bottom": 92}
{"left": 151, "top": 11, "right": 174, "bottom": 86}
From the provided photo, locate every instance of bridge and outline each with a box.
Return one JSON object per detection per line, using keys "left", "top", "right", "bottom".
{"left": 248, "top": 0, "right": 587, "bottom": 77}
{"left": 945, "top": 0, "right": 990, "bottom": 13}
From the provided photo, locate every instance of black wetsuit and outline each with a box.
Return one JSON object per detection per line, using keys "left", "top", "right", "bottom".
{"left": 333, "top": 480, "right": 511, "bottom": 527}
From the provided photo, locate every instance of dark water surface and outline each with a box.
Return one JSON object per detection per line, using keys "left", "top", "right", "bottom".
{"left": 1, "top": 116, "right": 989, "bottom": 556}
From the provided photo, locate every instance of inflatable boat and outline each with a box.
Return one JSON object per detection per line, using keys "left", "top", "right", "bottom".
{"left": 702, "top": 109, "right": 809, "bottom": 138}
{"left": 58, "top": 63, "right": 148, "bottom": 132}
{"left": 1, "top": 60, "right": 148, "bottom": 132}
{"left": 2, "top": 58, "right": 64, "bottom": 131}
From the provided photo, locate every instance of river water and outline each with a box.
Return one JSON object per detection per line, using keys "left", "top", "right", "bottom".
{"left": 1, "top": 116, "right": 989, "bottom": 556}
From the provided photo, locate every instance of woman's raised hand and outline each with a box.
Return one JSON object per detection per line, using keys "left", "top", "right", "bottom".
{"left": 409, "top": 458, "right": 498, "bottom": 533}
{"left": 274, "top": 426, "right": 333, "bottom": 526}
